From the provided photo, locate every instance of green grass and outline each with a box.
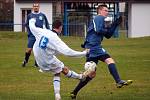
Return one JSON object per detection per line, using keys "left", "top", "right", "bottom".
{"left": 0, "top": 31, "right": 150, "bottom": 100}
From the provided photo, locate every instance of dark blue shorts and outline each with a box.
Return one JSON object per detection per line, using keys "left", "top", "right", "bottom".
{"left": 27, "top": 37, "right": 36, "bottom": 48}
{"left": 86, "top": 54, "right": 111, "bottom": 64}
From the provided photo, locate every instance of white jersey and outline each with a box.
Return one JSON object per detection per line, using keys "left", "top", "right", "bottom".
{"left": 29, "top": 19, "right": 86, "bottom": 73}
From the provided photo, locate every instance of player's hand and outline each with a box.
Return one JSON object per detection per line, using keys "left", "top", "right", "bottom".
{"left": 83, "top": 49, "right": 90, "bottom": 54}
{"left": 84, "top": 49, "right": 90, "bottom": 57}
{"left": 85, "top": 49, "right": 90, "bottom": 54}
{"left": 114, "top": 16, "right": 122, "bottom": 26}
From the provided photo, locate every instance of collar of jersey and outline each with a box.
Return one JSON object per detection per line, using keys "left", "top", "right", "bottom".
{"left": 32, "top": 11, "right": 40, "bottom": 14}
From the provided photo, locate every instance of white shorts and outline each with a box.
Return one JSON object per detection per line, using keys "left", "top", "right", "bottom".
{"left": 37, "top": 57, "right": 64, "bottom": 74}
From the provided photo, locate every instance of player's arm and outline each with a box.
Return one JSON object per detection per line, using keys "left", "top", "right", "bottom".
{"left": 51, "top": 35, "right": 87, "bottom": 57}
{"left": 109, "top": 16, "right": 122, "bottom": 33}
{"left": 93, "top": 17, "right": 111, "bottom": 37}
{"left": 25, "top": 14, "right": 30, "bottom": 28}
{"left": 43, "top": 14, "right": 50, "bottom": 29}
{"left": 29, "top": 18, "right": 45, "bottom": 35}
{"left": 104, "top": 16, "right": 122, "bottom": 38}
{"left": 94, "top": 16, "right": 122, "bottom": 39}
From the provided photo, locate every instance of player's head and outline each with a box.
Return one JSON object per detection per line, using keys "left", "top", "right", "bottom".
{"left": 52, "top": 20, "right": 63, "bottom": 34}
{"left": 33, "top": 3, "right": 40, "bottom": 13}
{"left": 97, "top": 4, "right": 108, "bottom": 17}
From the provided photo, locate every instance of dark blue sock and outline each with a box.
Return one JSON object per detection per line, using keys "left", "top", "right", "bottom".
{"left": 108, "top": 63, "right": 121, "bottom": 83}
{"left": 25, "top": 52, "right": 30, "bottom": 63}
{"left": 73, "top": 76, "right": 92, "bottom": 95}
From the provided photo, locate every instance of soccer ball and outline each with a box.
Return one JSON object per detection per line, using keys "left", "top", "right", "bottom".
{"left": 84, "top": 61, "right": 96, "bottom": 71}
{"left": 104, "top": 17, "right": 112, "bottom": 22}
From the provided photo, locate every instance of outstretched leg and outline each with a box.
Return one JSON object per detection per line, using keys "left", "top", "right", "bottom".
{"left": 70, "top": 58, "right": 98, "bottom": 99}
{"left": 105, "top": 58, "right": 133, "bottom": 88}
{"left": 70, "top": 71, "right": 96, "bottom": 99}
{"left": 62, "top": 66, "right": 83, "bottom": 79}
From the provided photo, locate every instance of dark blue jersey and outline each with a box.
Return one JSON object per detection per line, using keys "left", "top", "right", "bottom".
{"left": 25, "top": 12, "right": 50, "bottom": 39}
{"left": 84, "top": 15, "right": 108, "bottom": 57}
{"left": 85, "top": 15, "right": 106, "bottom": 48}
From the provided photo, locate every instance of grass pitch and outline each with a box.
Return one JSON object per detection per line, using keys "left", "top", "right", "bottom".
{"left": 0, "top": 31, "right": 150, "bottom": 100}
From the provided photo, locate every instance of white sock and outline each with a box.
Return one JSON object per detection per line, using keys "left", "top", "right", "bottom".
{"left": 66, "top": 70, "right": 82, "bottom": 79}
{"left": 55, "top": 93, "right": 61, "bottom": 100}
{"left": 53, "top": 76, "right": 60, "bottom": 95}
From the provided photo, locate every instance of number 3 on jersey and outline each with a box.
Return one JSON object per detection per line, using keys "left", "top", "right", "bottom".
{"left": 39, "top": 36, "right": 49, "bottom": 49}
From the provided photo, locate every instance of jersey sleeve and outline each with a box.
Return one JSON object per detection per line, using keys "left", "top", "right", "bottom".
{"left": 29, "top": 18, "right": 45, "bottom": 36}
{"left": 50, "top": 35, "right": 87, "bottom": 57}
{"left": 29, "top": 18, "right": 86, "bottom": 57}
{"left": 25, "top": 14, "right": 30, "bottom": 28}
{"left": 93, "top": 16, "right": 114, "bottom": 38}
{"left": 93, "top": 16, "right": 106, "bottom": 34}
{"left": 43, "top": 14, "right": 50, "bottom": 29}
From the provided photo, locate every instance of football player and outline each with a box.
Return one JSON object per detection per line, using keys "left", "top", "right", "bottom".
{"left": 29, "top": 18, "right": 89, "bottom": 100}
{"left": 22, "top": 3, "right": 50, "bottom": 67}
{"left": 70, "top": 4, "right": 133, "bottom": 99}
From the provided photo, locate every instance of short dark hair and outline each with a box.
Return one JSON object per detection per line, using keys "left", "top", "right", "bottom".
{"left": 33, "top": 3, "right": 39, "bottom": 7}
{"left": 97, "top": 4, "right": 108, "bottom": 12}
{"left": 52, "top": 20, "right": 62, "bottom": 29}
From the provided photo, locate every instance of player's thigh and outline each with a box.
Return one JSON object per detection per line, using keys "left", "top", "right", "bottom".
{"left": 98, "top": 54, "right": 111, "bottom": 62}
{"left": 50, "top": 57, "right": 65, "bottom": 74}
{"left": 27, "top": 38, "right": 35, "bottom": 48}
{"left": 86, "top": 57, "right": 99, "bottom": 64}
{"left": 98, "top": 54, "right": 115, "bottom": 64}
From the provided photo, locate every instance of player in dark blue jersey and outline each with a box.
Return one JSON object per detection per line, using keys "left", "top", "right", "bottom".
{"left": 22, "top": 3, "right": 50, "bottom": 67}
{"left": 70, "top": 4, "right": 133, "bottom": 99}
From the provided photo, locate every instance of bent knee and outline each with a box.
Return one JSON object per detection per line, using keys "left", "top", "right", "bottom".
{"left": 26, "top": 48, "right": 32, "bottom": 53}
{"left": 62, "top": 66, "right": 69, "bottom": 75}
{"left": 105, "top": 58, "right": 115, "bottom": 64}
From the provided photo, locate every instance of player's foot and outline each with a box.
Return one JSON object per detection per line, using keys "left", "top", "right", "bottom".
{"left": 116, "top": 80, "right": 133, "bottom": 88}
{"left": 70, "top": 92, "right": 77, "bottom": 99}
{"left": 34, "top": 61, "right": 39, "bottom": 67}
{"left": 34, "top": 63, "right": 39, "bottom": 67}
{"left": 38, "top": 69, "right": 44, "bottom": 73}
{"left": 22, "top": 60, "right": 27, "bottom": 67}
{"left": 55, "top": 93, "right": 61, "bottom": 100}
{"left": 82, "top": 68, "right": 94, "bottom": 77}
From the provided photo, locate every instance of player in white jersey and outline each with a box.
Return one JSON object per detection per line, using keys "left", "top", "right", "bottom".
{"left": 29, "top": 18, "right": 88, "bottom": 100}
